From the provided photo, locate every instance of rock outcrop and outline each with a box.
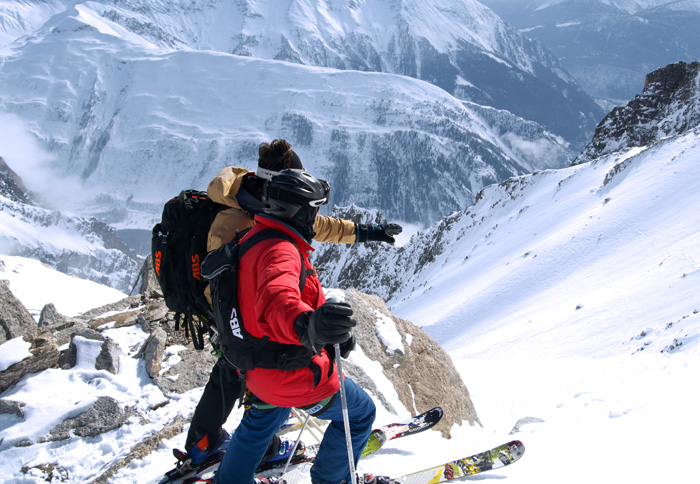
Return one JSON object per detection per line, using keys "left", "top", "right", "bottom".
{"left": 0, "top": 280, "right": 37, "bottom": 344}
{"left": 64, "top": 328, "right": 121, "bottom": 374}
{"left": 0, "top": 332, "right": 59, "bottom": 393}
{"left": 575, "top": 61, "right": 700, "bottom": 165}
{"left": 341, "top": 289, "right": 479, "bottom": 438}
{"left": 47, "top": 396, "right": 128, "bottom": 441}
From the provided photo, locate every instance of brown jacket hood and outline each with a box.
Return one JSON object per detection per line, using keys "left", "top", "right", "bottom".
{"left": 207, "top": 166, "right": 252, "bottom": 209}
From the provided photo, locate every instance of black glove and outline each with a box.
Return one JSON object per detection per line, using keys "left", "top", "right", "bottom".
{"left": 326, "top": 332, "right": 356, "bottom": 360}
{"left": 295, "top": 302, "right": 356, "bottom": 353}
{"left": 356, "top": 223, "right": 403, "bottom": 244}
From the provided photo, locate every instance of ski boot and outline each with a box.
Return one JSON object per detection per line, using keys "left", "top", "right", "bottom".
{"left": 361, "top": 474, "right": 400, "bottom": 484}
{"left": 254, "top": 478, "right": 287, "bottom": 484}
{"left": 169, "top": 428, "right": 231, "bottom": 480}
{"left": 263, "top": 435, "right": 305, "bottom": 463}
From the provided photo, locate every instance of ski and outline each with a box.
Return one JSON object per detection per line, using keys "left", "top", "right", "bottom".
{"left": 259, "top": 407, "right": 443, "bottom": 470}
{"left": 390, "top": 440, "right": 525, "bottom": 484}
{"left": 361, "top": 407, "right": 443, "bottom": 458}
{"left": 149, "top": 408, "right": 443, "bottom": 484}
{"left": 260, "top": 439, "right": 524, "bottom": 484}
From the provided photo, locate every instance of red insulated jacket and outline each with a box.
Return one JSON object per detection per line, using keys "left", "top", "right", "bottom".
{"left": 237, "top": 214, "right": 339, "bottom": 407}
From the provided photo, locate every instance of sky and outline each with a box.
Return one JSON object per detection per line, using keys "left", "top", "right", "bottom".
{"left": 1, "top": 126, "right": 699, "bottom": 483}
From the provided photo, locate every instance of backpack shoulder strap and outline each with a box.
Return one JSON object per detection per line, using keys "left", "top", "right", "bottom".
{"left": 238, "top": 229, "right": 313, "bottom": 291}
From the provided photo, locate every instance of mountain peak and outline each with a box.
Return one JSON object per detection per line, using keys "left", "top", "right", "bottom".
{"left": 574, "top": 61, "right": 700, "bottom": 165}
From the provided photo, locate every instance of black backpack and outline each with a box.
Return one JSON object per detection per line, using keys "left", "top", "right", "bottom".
{"left": 201, "top": 228, "right": 316, "bottom": 372}
{"left": 151, "top": 190, "right": 226, "bottom": 349}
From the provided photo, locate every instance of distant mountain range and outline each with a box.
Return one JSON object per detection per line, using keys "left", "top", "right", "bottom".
{"left": 0, "top": 0, "right": 601, "bottom": 233}
{"left": 481, "top": 0, "right": 700, "bottom": 108}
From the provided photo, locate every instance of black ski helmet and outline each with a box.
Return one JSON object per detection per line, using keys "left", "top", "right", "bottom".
{"left": 262, "top": 169, "right": 329, "bottom": 238}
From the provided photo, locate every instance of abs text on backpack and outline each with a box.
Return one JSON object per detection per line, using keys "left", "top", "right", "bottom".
{"left": 151, "top": 190, "right": 225, "bottom": 350}
{"left": 201, "top": 228, "right": 316, "bottom": 373}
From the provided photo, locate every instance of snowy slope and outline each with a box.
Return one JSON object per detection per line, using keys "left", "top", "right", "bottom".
{"left": 391, "top": 129, "right": 700, "bottom": 359}
{"left": 0, "top": 255, "right": 126, "bottom": 319}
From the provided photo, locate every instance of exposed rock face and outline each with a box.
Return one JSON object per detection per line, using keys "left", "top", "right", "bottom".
{"left": 0, "top": 332, "right": 59, "bottom": 393}
{"left": 342, "top": 289, "right": 479, "bottom": 437}
{"left": 574, "top": 61, "right": 700, "bottom": 165}
{"left": 137, "top": 255, "right": 162, "bottom": 299}
{"left": 38, "top": 303, "right": 66, "bottom": 327}
{"left": 0, "top": 156, "right": 36, "bottom": 204}
{"left": 47, "top": 396, "right": 127, "bottom": 441}
{"left": 142, "top": 327, "right": 167, "bottom": 379}
{"left": 154, "top": 349, "right": 218, "bottom": 395}
{"left": 0, "top": 398, "right": 26, "bottom": 418}
{"left": 0, "top": 280, "right": 37, "bottom": 344}
{"left": 65, "top": 328, "right": 121, "bottom": 374}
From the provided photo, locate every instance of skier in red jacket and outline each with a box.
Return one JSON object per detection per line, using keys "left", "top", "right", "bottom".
{"left": 214, "top": 169, "right": 376, "bottom": 484}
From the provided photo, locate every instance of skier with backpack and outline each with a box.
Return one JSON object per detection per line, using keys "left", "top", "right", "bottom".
{"left": 205, "top": 168, "right": 376, "bottom": 484}
{"left": 153, "top": 139, "right": 402, "bottom": 473}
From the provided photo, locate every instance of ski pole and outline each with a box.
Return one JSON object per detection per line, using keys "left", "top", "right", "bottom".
{"left": 291, "top": 407, "right": 325, "bottom": 442}
{"left": 280, "top": 410, "right": 312, "bottom": 477}
{"left": 335, "top": 343, "right": 356, "bottom": 484}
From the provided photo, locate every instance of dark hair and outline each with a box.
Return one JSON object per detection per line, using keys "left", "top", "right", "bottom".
{"left": 258, "top": 139, "right": 303, "bottom": 172}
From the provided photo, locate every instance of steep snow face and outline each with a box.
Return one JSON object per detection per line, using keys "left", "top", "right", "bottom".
{"left": 0, "top": 1, "right": 600, "bottom": 157}
{"left": 151, "top": 0, "right": 603, "bottom": 146}
{"left": 314, "top": 127, "right": 700, "bottom": 360}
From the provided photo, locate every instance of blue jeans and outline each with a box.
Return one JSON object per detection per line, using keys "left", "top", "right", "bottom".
{"left": 215, "top": 376, "right": 376, "bottom": 484}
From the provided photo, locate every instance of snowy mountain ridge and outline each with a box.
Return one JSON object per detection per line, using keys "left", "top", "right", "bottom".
{"left": 575, "top": 60, "right": 700, "bottom": 164}
{"left": 0, "top": 0, "right": 597, "bottom": 227}
{"left": 0, "top": 9, "right": 571, "bottom": 227}
{"left": 312, "top": 60, "right": 700, "bottom": 361}
{"left": 481, "top": 0, "right": 700, "bottom": 107}
{"left": 315, "top": 125, "right": 700, "bottom": 359}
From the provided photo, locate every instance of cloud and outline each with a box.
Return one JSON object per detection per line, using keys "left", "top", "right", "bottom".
{"left": 0, "top": 113, "right": 81, "bottom": 209}
{"left": 502, "top": 132, "right": 569, "bottom": 170}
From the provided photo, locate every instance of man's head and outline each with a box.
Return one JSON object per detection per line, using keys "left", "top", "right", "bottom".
{"left": 262, "top": 169, "right": 329, "bottom": 240}
{"left": 257, "top": 139, "right": 303, "bottom": 180}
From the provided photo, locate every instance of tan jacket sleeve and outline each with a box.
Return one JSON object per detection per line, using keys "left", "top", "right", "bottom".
{"left": 313, "top": 215, "right": 357, "bottom": 244}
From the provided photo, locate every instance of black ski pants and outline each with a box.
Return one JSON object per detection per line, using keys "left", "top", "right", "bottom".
{"left": 186, "top": 358, "right": 241, "bottom": 450}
